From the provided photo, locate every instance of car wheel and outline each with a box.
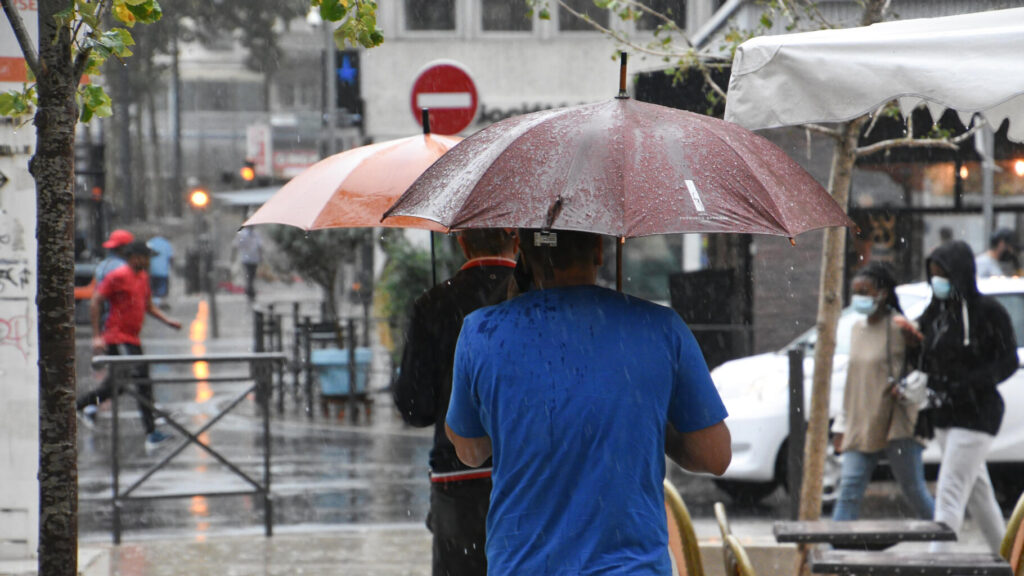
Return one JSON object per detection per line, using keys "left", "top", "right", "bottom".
{"left": 989, "top": 464, "right": 1024, "bottom": 508}
{"left": 713, "top": 478, "right": 780, "bottom": 504}
{"left": 779, "top": 437, "right": 842, "bottom": 509}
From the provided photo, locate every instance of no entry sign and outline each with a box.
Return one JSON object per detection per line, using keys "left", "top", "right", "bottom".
{"left": 410, "top": 61, "right": 478, "bottom": 135}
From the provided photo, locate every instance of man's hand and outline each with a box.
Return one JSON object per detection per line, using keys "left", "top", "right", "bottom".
{"left": 166, "top": 318, "right": 182, "bottom": 330}
{"left": 893, "top": 315, "right": 923, "bottom": 344}
{"left": 91, "top": 335, "right": 106, "bottom": 356}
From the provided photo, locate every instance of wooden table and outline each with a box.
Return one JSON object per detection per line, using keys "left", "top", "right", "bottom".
{"left": 809, "top": 548, "right": 1012, "bottom": 576}
{"left": 773, "top": 519, "right": 956, "bottom": 550}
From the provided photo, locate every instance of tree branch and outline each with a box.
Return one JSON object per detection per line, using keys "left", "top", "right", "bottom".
{"left": 803, "top": 123, "right": 842, "bottom": 140}
{"left": 1, "top": 0, "right": 40, "bottom": 77}
{"left": 73, "top": 0, "right": 112, "bottom": 83}
{"left": 855, "top": 118, "right": 984, "bottom": 157}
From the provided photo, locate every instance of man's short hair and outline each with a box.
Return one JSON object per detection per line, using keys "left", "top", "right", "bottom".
{"left": 124, "top": 240, "right": 157, "bottom": 258}
{"left": 458, "top": 229, "right": 516, "bottom": 256}
{"left": 990, "top": 228, "right": 1016, "bottom": 249}
{"left": 517, "top": 229, "right": 601, "bottom": 271}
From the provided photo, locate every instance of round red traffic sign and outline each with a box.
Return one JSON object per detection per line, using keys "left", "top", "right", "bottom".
{"left": 410, "top": 61, "right": 478, "bottom": 135}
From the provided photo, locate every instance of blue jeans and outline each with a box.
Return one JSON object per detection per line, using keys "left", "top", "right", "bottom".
{"left": 832, "top": 437, "right": 934, "bottom": 521}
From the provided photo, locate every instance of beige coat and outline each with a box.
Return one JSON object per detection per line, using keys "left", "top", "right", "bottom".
{"left": 838, "top": 313, "right": 920, "bottom": 453}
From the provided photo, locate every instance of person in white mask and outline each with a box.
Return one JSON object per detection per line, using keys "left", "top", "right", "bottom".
{"left": 919, "top": 240, "right": 1016, "bottom": 552}
{"left": 831, "top": 261, "right": 934, "bottom": 522}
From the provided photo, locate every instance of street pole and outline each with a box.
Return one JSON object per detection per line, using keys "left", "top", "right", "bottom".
{"left": 324, "top": 23, "right": 338, "bottom": 156}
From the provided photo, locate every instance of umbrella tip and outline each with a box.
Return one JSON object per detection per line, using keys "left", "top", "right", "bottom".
{"left": 421, "top": 108, "right": 431, "bottom": 135}
{"left": 616, "top": 52, "right": 629, "bottom": 99}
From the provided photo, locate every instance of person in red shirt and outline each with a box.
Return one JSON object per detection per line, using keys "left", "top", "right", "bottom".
{"left": 77, "top": 240, "right": 182, "bottom": 450}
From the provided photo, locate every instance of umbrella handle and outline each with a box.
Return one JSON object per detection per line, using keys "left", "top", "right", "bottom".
{"left": 422, "top": 108, "right": 431, "bottom": 135}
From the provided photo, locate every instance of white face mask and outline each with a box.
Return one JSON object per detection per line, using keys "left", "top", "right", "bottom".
{"left": 851, "top": 294, "right": 879, "bottom": 315}
{"left": 931, "top": 276, "right": 953, "bottom": 300}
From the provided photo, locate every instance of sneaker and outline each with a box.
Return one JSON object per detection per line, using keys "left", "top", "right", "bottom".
{"left": 144, "top": 430, "right": 172, "bottom": 452}
{"left": 77, "top": 406, "right": 97, "bottom": 431}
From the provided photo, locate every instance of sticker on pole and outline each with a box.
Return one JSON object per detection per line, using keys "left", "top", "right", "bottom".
{"left": 410, "top": 60, "right": 478, "bottom": 135}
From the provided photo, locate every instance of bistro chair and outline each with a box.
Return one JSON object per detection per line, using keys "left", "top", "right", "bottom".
{"left": 715, "top": 501, "right": 757, "bottom": 576}
{"left": 1000, "top": 489, "right": 1024, "bottom": 576}
{"left": 665, "top": 479, "right": 704, "bottom": 576}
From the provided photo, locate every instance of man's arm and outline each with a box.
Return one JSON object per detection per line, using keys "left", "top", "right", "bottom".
{"left": 146, "top": 299, "right": 181, "bottom": 330}
{"left": 89, "top": 290, "right": 107, "bottom": 354}
{"left": 392, "top": 302, "right": 438, "bottom": 427}
{"left": 665, "top": 421, "right": 731, "bottom": 476}
{"left": 445, "top": 423, "right": 492, "bottom": 467}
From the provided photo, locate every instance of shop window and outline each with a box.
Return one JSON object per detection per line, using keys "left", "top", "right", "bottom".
{"left": 559, "top": 0, "right": 609, "bottom": 31}
{"left": 405, "top": 0, "right": 456, "bottom": 31}
{"left": 482, "top": 0, "right": 532, "bottom": 31}
{"left": 636, "top": 0, "right": 686, "bottom": 32}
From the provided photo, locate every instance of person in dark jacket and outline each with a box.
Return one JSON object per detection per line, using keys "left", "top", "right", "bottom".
{"left": 918, "top": 240, "right": 1016, "bottom": 552}
{"left": 393, "top": 229, "right": 518, "bottom": 576}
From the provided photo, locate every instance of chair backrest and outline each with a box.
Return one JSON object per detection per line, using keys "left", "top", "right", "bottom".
{"left": 714, "top": 501, "right": 735, "bottom": 576}
{"left": 1000, "top": 489, "right": 1024, "bottom": 576}
{"left": 723, "top": 534, "right": 757, "bottom": 576}
{"left": 665, "top": 479, "right": 704, "bottom": 576}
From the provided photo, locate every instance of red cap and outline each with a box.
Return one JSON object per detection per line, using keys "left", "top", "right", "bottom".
{"left": 102, "top": 229, "right": 135, "bottom": 249}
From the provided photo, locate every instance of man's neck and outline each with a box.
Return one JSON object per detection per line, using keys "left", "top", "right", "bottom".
{"left": 534, "top": 266, "right": 598, "bottom": 289}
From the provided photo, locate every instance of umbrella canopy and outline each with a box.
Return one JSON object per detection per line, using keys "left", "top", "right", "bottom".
{"left": 724, "top": 7, "right": 1024, "bottom": 142}
{"left": 384, "top": 97, "right": 853, "bottom": 238}
{"left": 243, "top": 133, "right": 461, "bottom": 231}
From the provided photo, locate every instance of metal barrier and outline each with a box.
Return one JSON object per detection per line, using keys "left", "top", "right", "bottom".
{"left": 92, "top": 352, "right": 286, "bottom": 544}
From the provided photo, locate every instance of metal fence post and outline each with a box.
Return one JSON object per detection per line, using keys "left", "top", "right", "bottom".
{"left": 303, "top": 316, "right": 314, "bottom": 418}
{"left": 788, "top": 347, "right": 806, "bottom": 520}
{"left": 291, "top": 302, "right": 301, "bottom": 402}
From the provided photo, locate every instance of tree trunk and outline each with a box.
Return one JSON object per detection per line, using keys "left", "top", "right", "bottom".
{"left": 33, "top": 1, "right": 79, "bottom": 574}
{"left": 146, "top": 74, "right": 165, "bottom": 218}
{"left": 134, "top": 82, "right": 148, "bottom": 222}
{"left": 795, "top": 117, "right": 866, "bottom": 576}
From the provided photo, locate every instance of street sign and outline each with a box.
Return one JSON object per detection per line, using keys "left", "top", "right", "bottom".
{"left": 410, "top": 60, "right": 478, "bottom": 135}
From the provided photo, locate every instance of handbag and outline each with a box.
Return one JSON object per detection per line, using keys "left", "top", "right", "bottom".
{"left": 897, "top": 370, "right": 929, "bottom": 407}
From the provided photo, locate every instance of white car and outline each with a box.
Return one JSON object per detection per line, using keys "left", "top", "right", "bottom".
{"left": 710, "top": 277, "right": 1024, "bottom": 505}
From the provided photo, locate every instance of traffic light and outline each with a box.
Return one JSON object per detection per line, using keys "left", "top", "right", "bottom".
{"left": 336, "top": 49, "right": 363, "bottom": 126}
{"left": 240, "top": 161, "right": 256, "bottom": 183}
{"left": 189, "top": 187, "right": 210, "bottom": 210}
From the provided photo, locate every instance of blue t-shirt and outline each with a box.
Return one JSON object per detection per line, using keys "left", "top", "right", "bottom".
{"left": 447, "top": 285, "right": 727, "bottom": 576}
{"left": 147, "top": 236, "right": 174, "bottom": 278}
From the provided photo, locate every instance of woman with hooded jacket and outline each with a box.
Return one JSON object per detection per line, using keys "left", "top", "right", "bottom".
{"left": 918, "top": 240, "right": 1016, "bottom": 552}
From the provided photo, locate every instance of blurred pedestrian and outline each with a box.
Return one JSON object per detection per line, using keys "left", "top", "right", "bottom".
{"left": 919, "top": 241, "right": 1015, "bottom": 552}
{"left": 446, "top": 229, "right": 731, "bottom": 576}
{"left": 975, "top": 228, "right": 1018, "bottom": 278}
{"left": 234, "top": 227, "right": 262, "bottom": 302}
{"left": 95, "top": 229, "right": 134, "bottom": 286}
{"left": 77, "top": 241, "right": 182, "bottom": 451}
{"left": 831, "top": 261, "right": 933, "bottom": 521}
{"left": 147, "top": 235, "right": 174, "bottom": 310}
{"left": 393, "top": 229, "right": 518, "bottom": 576}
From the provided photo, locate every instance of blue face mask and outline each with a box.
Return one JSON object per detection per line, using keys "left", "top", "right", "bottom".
{"left": 851, "top": 294, "right": 878, "bottom": 315}
{"left": 931, "top": 276, "right": 953, "bottom": 300}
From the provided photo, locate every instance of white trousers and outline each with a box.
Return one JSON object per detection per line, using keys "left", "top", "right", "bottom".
{"left": 929, "top": 427, "right": 1006, "bottom": 553}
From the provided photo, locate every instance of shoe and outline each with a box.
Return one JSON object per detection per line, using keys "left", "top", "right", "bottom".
{"left": 77, "top": 406, "right": 97, "bottom": 431}
{"left": 144, "top": 430, "right": 171, "bottom": 452}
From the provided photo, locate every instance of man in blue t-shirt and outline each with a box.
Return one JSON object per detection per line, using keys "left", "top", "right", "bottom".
{"left": 446, "top": 229, "right": 731, "bottom": 576}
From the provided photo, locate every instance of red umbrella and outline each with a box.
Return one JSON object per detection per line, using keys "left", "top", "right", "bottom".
{"left": 243, "top": 130, "right": 459, "bottom": 232}
{"left": 384, "top": 58, "right": 852, "bottom": 242}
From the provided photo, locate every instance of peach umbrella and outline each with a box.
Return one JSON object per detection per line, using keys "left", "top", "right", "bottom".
{"left": 243, "top": 120, "right": 459, "bottom": 232}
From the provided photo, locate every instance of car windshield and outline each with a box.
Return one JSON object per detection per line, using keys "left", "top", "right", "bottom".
{"left": 784, "top": 291, "right": 931, "bottom": 355}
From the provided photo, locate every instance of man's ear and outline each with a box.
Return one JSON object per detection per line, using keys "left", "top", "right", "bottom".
{"left": 456, "top": 234, "right": 472, "bottom": 259}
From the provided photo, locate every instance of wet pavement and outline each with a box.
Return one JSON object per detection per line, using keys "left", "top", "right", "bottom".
{"left": 32, "top": 275, "right": 992, "bottom": 575}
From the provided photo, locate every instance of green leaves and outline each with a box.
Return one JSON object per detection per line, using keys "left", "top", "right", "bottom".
{"left": 313, "top": 0, "right": 383, "bottom": 49}
{"left": 78, "top": 85, "right": 112, "bottom": 122}
{"left": 0, "top": 87, "right": 37, "bottom": 118}
{"left": 83, "top": 28, "right": 136, "bottom": 61}
{"left": 113, "top": 0, "right": 164, "bottom": 26}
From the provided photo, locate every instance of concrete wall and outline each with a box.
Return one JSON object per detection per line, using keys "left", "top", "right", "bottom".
{"left": 0, "top": 116, "right": 39, "bottom": 560}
